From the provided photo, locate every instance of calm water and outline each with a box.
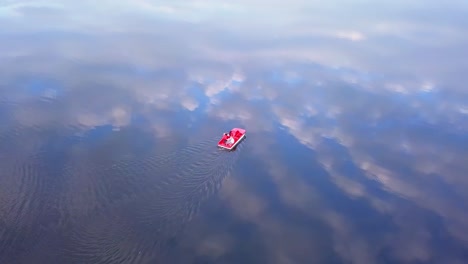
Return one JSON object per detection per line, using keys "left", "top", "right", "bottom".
{"left": 1, "top": 1, "right": 468, "bottom": 263}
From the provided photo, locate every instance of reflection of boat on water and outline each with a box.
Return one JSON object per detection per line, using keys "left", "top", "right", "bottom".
{"left": 218, "top": 128, "right": 246, "bottom": 150}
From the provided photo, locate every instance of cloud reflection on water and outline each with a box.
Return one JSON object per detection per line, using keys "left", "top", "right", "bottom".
{"left": 225, "top": 69, "right": 468, "bottom": 263}
{"left": 1, "top": 0, "right": 468, "bottom": 263}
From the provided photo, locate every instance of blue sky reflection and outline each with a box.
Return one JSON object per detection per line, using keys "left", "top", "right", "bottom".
{"left": 1, "top": 1, "right": 468, "bottom": 263}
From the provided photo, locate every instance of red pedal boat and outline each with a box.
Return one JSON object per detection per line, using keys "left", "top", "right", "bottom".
{"left": 218, "top": 128, "right": 246, "bottom": 150}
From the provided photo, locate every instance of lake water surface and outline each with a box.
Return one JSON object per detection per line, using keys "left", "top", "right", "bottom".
{"left": 1, "top": 1, "right": 468, "bottom": 263}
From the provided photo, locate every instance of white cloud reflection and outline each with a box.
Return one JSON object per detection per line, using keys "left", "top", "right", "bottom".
{"left": 1, "top": 0, "right": 468, "bottom": 263}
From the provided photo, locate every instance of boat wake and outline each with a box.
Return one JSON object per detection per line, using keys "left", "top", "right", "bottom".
{"left": 55, "top": 137, "right": 245, "bottom": 263}
{"left": 0, "top": 108, "right": 246, "bottom": 264}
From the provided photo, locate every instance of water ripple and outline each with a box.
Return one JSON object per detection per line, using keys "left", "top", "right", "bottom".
{"left": 0, "top": 112, "right": 246, "bottom": 264}
{"left": 0, "top": 151, "right": 49, "bottom": 263}
{"left": 56, "top": 137, "right": 245, "bottom": 263}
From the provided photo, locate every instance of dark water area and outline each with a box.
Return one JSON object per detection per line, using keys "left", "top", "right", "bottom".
{"left": 1, "top": 1, "right": 468, "bottom": 263}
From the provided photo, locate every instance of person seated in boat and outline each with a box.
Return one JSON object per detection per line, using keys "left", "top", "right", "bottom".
{"left": 226, "top": 136, "right": 234, "bottom": 145}
{"left": 221, "top": 131, "right": 234, "bottom": 145}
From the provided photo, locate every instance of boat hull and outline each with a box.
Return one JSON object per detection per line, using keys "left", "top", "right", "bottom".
{"left": 217, "top": 128, "right": 246, "bottom": 150}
